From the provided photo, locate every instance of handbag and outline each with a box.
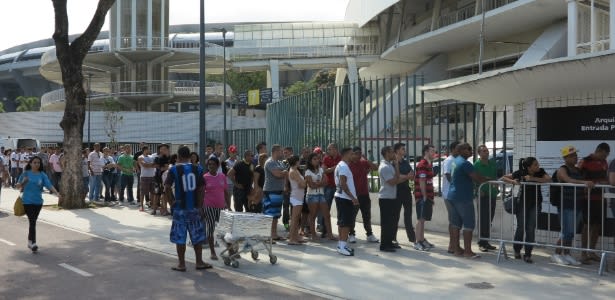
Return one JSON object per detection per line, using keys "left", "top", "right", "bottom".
{"left": 14, "top": 193, "right": 25, "bottom": 216}
{"left": 503, "top": 186, "right": 521, "bottom": 215}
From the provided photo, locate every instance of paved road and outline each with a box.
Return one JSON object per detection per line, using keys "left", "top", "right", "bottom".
{"left": 0, "top": 212, "right": 323, "bottom": 300}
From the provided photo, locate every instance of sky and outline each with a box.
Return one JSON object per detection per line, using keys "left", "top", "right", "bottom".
{"left": 0, "top": 0, "right": 350, "bottom": 52}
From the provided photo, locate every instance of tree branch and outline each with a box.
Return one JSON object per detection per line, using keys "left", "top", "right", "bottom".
{"left": 51, "top": 0, "right": 70, "bottom": 66}
{"left": 70, "top": 0, "right": 116, "bottom": 63}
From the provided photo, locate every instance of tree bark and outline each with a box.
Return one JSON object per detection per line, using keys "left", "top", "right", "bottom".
{"left": 52, "top": 0, "right": 116, "bottom": 209}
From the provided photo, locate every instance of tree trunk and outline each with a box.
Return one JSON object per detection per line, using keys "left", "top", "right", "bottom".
{"left": 52, "top": 0, "right": 116, "bottom": 209}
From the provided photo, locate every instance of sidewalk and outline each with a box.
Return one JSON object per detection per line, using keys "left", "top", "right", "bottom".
{"left": 1, "top": 187, "right": 614, "bottom": 299}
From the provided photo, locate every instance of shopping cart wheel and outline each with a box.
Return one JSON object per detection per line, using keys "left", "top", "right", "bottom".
{"left": 231, "top": 260, "right": 239, "bottom": 268}
{"left": 251, "top": 250, "right": 259, "bottom": 260}
{"left": 269, "top": 255, "right": 277, "bottom": 265}
{"left": 223, "top": 257, "right": 231, "bottom": 266}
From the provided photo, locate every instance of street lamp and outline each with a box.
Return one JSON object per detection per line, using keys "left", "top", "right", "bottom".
{"left": 198, "top": 0, "right": 207, "bottom": 161}
{"left": 213, "top": 27, "right": 228, "bottom": 151}
{"left": 87, "top": 73, "right": 92, "bottom": 148}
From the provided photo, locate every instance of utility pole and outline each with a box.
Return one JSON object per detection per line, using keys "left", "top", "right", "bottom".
{"left": 199, "top": 0, "right": 207, "bottom": 160}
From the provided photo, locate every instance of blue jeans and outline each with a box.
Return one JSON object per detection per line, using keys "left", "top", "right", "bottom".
{"left": 89, "top": 174, "right": 102, "bottom": 201}
{"left": 120, "top": 174, "right": 134, "bottom": 202}
{"left": 318, "top": 186, "right": 336, "bottom": 232}
{"left": 559, "top": 207, "right": 582, "bottom": 242}
{"left": 102, "top": 172, "right": 114, "bottom": 200}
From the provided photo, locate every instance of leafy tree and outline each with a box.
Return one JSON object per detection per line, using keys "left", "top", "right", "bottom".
{"left": 52, "top": 0, "right": 116, "bottom": 208}
{"left": 207, "top": 70, "right": 266, "bottom": 96}
{"left": 0, "top": 102, "right": 5, "bottom": 113}
{"left": 103, "top": 98, "right": 124, "bottom": 149}
{"left": 15, "top": 96, "right": 40, "bottom": 112}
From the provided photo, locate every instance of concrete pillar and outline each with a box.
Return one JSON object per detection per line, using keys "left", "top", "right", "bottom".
{"left": 611, "top": 0, "right": 615, "bottom": 49}
{"left": 431, "top": 0, "right": 442, "bottom": 31}
{"left": 590, "top": 0, "right": 597, "bottom": 52}
{"left": 475, "top": 0, "right": 482, "bottom": 15}
{"left": 267, "top": 59, "right": 280, "bottom": 102}
{"left": 567, "top": 0, "right": 578, "bottom": 56}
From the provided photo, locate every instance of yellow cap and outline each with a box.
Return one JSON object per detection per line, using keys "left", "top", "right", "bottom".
{"left": 560, "top": 145, "right": 578, "bottom": 157}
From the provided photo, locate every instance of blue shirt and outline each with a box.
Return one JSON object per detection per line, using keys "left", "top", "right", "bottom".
{"left": 18, "top": 170, "right": 53, "bottom": 205}
{"left": 447, "top": 156, "right": 475, "bottom": 202}
{"left": 165, "top": 163, "right": 204, "bottom": 210}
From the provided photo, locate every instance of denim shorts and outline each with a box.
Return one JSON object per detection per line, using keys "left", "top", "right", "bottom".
{"left": 559, "top": 207, "right": 582, "bottom": 241}
{"left": 170, "top": 208, "right": 206, "bottom": 245}
{"left": 416, "top": 199, "right": 434, "bottom": 221}
{"left": 449, "top": 200, "right": 476, "bottom": 230}
{"left": 306, "top": 194, "right": 326, "bottom": 204}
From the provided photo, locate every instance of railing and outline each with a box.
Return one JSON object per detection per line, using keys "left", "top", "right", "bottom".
{"left": 435, "top": 0, "right": 518, "bottom": 30}
{"left": 231, "top": 44, "right": 379, "bottom": 61}
{"left": 477, "top": 180, "right": 615, "bottom": 275}
{"left": 40, "top": 80, "right": 228, "bottom": 107}
{"left": 112, "top": 36, "right": 170, "bottom": 51}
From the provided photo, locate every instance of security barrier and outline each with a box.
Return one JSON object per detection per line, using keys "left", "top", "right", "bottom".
{"left": 477, "top": 180, "right": 615, "bottom": 275}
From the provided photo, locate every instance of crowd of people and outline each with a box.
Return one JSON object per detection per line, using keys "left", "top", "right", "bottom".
{"left": 3, "top": 140, "right": 614, "bottom": 271}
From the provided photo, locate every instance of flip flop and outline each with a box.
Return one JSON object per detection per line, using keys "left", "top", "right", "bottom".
{"left": 171, "top": 266, "right": 186, "bottom": 272}
{"left": 272, "top": 236, "right": 286, "bottom": 241}
{"left": 464, "top": 254, "right": 481, "bottom": 260}
{"left": 210, "top": 255, "right": 218, "bottom": 261}
{"left": 196, "top": 263, "right": 213, "bottom": 270}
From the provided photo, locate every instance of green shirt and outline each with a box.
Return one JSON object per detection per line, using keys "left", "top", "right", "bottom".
{"left": 117, "top": 154, "right": 135, "bottom": 175}
{"left": 473, "top": 158, "right": 499, "bottom": 197}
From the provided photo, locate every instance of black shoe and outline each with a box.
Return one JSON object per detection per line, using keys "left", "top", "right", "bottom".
{"left": 514, "top": 252, "right": 522, "bottom": 259}
{"left": 523, "top": 255, "right": 533, "bottom": 264}
{"left": 479, "top": 245, "right": 489, "bottom": 252}
{"left": 485, "top": 243, "right": 497, "bottom": 250}
{"left": 379, "top": 247, "right": 396, "bottom": 252}
{"left": 391, "top": 242, "right": 401, "bottom": 249}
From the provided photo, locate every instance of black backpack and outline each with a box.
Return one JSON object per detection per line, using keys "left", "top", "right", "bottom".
{"left": 549, "top": 165, "right": 569, "bottom": 207}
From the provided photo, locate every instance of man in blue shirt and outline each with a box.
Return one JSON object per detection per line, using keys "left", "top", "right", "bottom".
{"left": 164, "top": 146, "right": 211, "bottom": 271}
{"left": 447, "top": 143, "right": 486, "bottom": 258}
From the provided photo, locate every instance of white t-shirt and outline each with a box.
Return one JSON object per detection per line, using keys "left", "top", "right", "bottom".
{"left": 88, "top": 151, "right": 104, "bottom": 174}
{"left": 441, "top": 155, "right": 454, "bottom": 199}
{"left": 19, "top": 152, "right": 31, "bottom": 169}
{"left": 139, "top": 154, "right": 156, "bottom": 177}
{"left": 305, "top": 167, "right": 324, "bottom": 195}
{"left": 49, "top": 153, "right": 63, "bottom": 172}
{"left": 334, "top": 161, "right": 356, "bottom": 200}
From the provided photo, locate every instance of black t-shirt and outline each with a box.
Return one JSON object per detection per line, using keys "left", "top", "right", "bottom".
{"left": 397, "top": 158, "right": 413, "bottom": 197}
{"left": 255, "top": 165, "right": 265, "bottom": 188}
{"left": 233, "top": 160, "right": 254, "bottom": 188}
{"left": 512, "top": 168, "right": 547, "bottom": 205}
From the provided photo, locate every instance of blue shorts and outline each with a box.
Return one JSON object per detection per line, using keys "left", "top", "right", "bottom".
{"left": 449, "top": 200, "right": 476, "bottom": 230}
{"left": 263, "top": 192, "right": 283, "bottom": 218}
{"left": 306, "top": 194, "right": 326, "bottom": 204}
{"left": 170, "top": 208, "right": 206, "bottom": 245}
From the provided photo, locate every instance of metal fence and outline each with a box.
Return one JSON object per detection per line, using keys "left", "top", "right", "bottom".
{"left": 478, "top": 180, "right": 615, "bottom": 275}
{"left": 267, "top": 74, "right": 511, "bottom": 192}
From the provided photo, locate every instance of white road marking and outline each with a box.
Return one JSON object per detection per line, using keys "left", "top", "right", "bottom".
{"left": 0, "top": 238, "right": 16, "bottom": 246}
{"left": 58, "top": 263, "right": 93, "bottom": 277}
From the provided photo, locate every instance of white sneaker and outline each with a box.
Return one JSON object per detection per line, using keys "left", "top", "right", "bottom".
{"left": 366, "top": 234, "right": 380, "bottom": 243}
{"left": 551, "top": 254, "right": 570, "bottom": 265}
{"left": 563, "top": 254, "right": 581, "bottom": 266}
{"left": 27, "top": 240, "right": 33, "bottom": 249}
{"left": 337, "top": 246, "right": 353, "bottom": 256}
{"left": 348, "top": 234, "right": 357, "bottom": 244}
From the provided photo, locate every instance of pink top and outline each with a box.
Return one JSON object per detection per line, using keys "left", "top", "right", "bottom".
{"left": 204, "top": 171, "right": 227, "bottom": 208}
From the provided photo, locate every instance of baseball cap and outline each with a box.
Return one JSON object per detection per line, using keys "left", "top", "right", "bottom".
{"left": 560, "top": 145, "right": 578, "bottom": 157}
{"left": 228, "top": 145, "right": 237, "bottom": 153}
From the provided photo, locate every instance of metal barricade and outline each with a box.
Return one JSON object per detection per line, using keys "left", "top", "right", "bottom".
{"left": 477, "top": 180, "right": 615, "bottom": 275}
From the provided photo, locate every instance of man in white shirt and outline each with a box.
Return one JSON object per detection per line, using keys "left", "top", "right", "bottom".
{"left": 49, "top": 148, "right": 63, "bottom": 192}
{"left": 88, "top": 143, "right": 104, "bottom": 201}
{"left": 334, "top": 147, "right": 359, "bottom": 256}
{"left": 10, "top": 148, "right": 20, "bottom": 188}
{"left": 138, "top": 146, "right": 156, "bottom": 212}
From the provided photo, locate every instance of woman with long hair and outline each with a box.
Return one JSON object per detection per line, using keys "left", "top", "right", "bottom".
{"left": 287, "top": 155, "right": 307, "bottom": 245}
{"left": 16, "top": 156, "right": 60, "bottom": 252}
{"left": 501, "top": 157, "right": 551, "bottom": 263}
{"left": 304, "top": 152, "right": 334, "bottom": 241}
{"left": 203, "top": 157, "right": 228, "bottom": 260}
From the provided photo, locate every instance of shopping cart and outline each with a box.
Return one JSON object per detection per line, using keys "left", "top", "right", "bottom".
{"left": 215, "top": 210, "right": 277, "bottom": 268}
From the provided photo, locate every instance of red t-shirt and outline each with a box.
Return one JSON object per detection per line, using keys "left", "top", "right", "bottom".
{"left": 414, "top": 159, "right": 434, "bottom": 200}
{"left": 349, "top": 159, "right": 371, "bottom": 196}
{"left": 322, "top": 154, "right": 341, "bottom": 187}
{"left": 578, "top": 154, "right": 608, "bottom": 201}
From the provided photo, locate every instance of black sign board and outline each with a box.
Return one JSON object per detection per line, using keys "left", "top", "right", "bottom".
{"left": 238, "top": 92, "right": 248, "bottom": 105}
{"left": 260, "top": 88, "right": 272, "bottom": 104}
{"left": 181, "top": 102, "right": 200, "bottom": 112}
{"left": 537, "top": 104, "right": 615, "bottom": 141}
